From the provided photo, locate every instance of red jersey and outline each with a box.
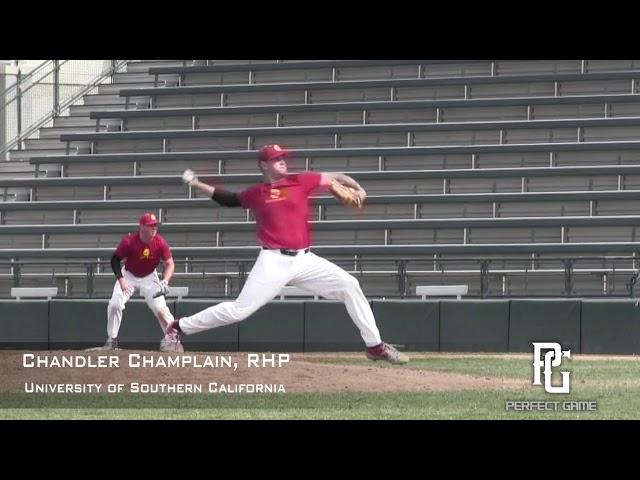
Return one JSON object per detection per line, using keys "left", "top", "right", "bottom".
{"left": 114, "top": 232, "right": 172, "bottom": 277}
{"left": 238, "top": 172, "right": 328, "bottom": 249}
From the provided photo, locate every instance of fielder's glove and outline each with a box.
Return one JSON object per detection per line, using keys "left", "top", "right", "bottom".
{"left": 328, "top": 180, "right": 365, "bottom": 208}
{"left": 182, "top": 169, "right": 197, "bottom": 185}
{"left": 158, "top": 279, "right": 170, "bottom": 296}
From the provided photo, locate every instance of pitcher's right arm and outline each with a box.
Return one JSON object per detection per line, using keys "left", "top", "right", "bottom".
{"left": 183, "top": 169, "right": 241, "bottom": 207}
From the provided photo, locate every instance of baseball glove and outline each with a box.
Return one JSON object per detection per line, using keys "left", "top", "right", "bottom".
{"left": 329, "top": 180, "right": 364, "bottom": 208}
{"left": 153, "top": 279, "right": 170, "bottom": 299}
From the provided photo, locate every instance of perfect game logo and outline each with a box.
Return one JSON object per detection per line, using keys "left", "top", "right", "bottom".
{"left": 505, "top": 342, "right": 597, "bottom": 413}
{"left": 532, "top": 342, "right": 571, "bottom": 394}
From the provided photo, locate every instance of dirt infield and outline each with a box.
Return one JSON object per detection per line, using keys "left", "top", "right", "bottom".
{"left": 0, "top": 351, "right": 528, "bottom": 393}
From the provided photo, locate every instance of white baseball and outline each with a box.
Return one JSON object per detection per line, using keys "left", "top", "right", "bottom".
{"left": 182, "top": 169, "right": 196, "bottom": 184}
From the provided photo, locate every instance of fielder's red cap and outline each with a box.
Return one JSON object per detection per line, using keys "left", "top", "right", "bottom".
{"left": 258, "top": 144, "right": 291, "bottom": 163}
{"left": 139, "top": 212, "right": 160, "bottom": 226}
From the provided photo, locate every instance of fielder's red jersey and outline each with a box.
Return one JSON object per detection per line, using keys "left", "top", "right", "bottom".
{"left": 114, "top": 232, "right": 172, "bottom": 277}
{"left": 238, "top": 172, "right": 328, "bottom": 249}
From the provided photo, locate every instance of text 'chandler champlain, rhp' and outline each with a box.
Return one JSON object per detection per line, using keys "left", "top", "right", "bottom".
{"left": 21, "top": 353, "right": 291, "bottom": 369}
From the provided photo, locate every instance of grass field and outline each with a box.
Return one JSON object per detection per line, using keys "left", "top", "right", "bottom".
{"left": 2, "top": 354, "right": 639, "bottom": 420}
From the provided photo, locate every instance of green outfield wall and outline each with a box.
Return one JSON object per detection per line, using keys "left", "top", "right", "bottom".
{"left": 0, "top": 299, "right": 638, "bottom": 354}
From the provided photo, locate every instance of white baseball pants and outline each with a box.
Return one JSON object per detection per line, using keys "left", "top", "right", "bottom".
{"left": 179, "top": 249, "right": 382, "bottom": 347}
{"left": 107, "top": 267, "right": 174, "bottom": 339}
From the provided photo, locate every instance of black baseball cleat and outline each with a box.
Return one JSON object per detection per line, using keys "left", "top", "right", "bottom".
{"left": 159, "top": 320, "right": 184, "bottom": 353}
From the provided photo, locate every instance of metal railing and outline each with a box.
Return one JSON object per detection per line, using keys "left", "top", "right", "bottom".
{"left": 0, "top": 60, "right": 128, "bottom": 159}
{"left": 0, "top": 255, "right": 638, "bottom": 299}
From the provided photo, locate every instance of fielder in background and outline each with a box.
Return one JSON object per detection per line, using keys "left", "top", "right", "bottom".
{"left": 100, "top": 213, "right": 182, "bottom": 352}
{"left": 160, "top": 144, "right": 408, "bottom": 365}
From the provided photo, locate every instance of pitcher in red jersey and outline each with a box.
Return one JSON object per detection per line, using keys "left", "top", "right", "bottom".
{"left": 161, "top": 145, "right": 408, "bottom": 364}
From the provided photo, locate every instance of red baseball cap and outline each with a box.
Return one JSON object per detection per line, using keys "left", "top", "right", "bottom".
{"left": 258, "top": 144, "right": 291, "bottom": 163}
{"left": 139, "top": 212, "right": 160, "bottom": 226}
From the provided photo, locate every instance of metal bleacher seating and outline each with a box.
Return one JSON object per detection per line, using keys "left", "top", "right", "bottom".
{"left": 3, "top": 59, "right": 640, "bottom": 298}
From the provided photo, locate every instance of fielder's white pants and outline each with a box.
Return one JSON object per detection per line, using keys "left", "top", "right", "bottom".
{"left": 179, "top": 249, "right": 383, "bottom": 347}
{"left": 107, "top": 267, "right": 174, "bottom": 339}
